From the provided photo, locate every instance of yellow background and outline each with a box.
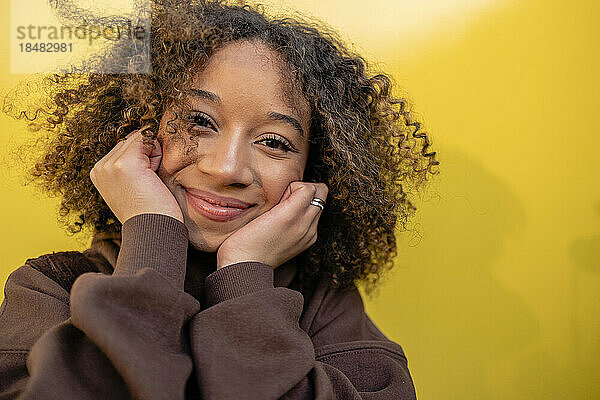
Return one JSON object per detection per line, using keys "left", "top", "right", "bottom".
{"left": 1, "top": 0, "right": 598, "bottom": 398}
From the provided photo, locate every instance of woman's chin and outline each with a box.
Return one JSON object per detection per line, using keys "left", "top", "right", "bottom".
{"left": 182, "top": 217, "right": 231, "bottom": 253}
{"left": 188, "top": 237, "right": 222, "bottom": 253}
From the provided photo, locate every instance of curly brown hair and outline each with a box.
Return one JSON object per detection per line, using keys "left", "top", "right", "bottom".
{"left": 2, "top": 0, "right": 439, "bottom": 297}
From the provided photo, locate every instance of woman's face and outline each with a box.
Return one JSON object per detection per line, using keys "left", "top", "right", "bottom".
{"left": 156, "top": 40, "right": 311, "bottom": 252}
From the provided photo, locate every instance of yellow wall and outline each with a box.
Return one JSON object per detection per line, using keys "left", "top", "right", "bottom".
{"left": 1, "top": 0, "right": 598, "bottom": 398}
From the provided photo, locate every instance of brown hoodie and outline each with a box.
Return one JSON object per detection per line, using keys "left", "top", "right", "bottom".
{"left": 0, "top": 213, "right": 417, "bottom": 399}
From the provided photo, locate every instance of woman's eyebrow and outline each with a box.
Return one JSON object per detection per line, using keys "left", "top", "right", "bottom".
{"left": 188, "top": 88, "right": 222, "bottom": 105}
{"left": 267, "top": 111, "right": 305, "bottom": 138}
{"left": 188, "top": 88, "right": 305, "bottom": 138}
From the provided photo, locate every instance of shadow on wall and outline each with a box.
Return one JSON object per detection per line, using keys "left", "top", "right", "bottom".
{"left": 487, "top": 199, "right": 600, "bottom": 399}
{"left": 369, "top": 144, "right": 538, "bottom": 399}
{"left": 567, "top": 200, "right": 600, "bottom": 383}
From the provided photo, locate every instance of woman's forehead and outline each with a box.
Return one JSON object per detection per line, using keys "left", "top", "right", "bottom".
{"left": 188, "top": 40, "right": 311, "bottom": 123}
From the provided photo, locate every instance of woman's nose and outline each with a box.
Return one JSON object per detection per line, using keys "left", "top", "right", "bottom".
{"left": 197, "top": 131, "right": 254, "bottom": 187}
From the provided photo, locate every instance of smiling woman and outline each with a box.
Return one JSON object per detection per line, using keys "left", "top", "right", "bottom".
{"left": 0, "top": 0, "right": 438, "bottom": 398}
{"left": 158, "top": 39, "right": 312, "bottom": 253}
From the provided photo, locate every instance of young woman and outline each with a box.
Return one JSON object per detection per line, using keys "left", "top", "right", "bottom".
{"left": 0, "top": 0, "right": 439, "bottom": 398}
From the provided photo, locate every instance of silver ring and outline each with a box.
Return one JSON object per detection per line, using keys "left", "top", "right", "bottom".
{"left": 310, "top": 197, "right": 325, "bottom": 211}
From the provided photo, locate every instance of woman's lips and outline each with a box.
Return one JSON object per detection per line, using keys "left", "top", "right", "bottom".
{"left": 185, "top": 190, "right": 254, "bottom": 222}
{"left": 184, "top": 187, "right": 254, "bottom": 208}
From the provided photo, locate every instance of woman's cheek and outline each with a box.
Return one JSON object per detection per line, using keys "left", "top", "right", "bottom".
{"left": 266, "top": 170, "right": 304, "bottom": 206}
{"left": 157, "top": 133, "right": 198, "bottom": 177}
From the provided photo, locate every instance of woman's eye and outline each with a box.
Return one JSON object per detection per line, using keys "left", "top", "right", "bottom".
{"left": 182, "top": 115, "right": 293, "bottom": 153}
{"left": 258, "top": 134, "right": 294, "bottom": 153}
{"left": 189, "top": 112, "right": 215, "bottom": 130}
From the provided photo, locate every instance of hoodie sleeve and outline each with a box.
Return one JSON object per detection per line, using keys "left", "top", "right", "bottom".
{"left": 188, "top": 261, "right": 418, "bottom": 400}
{"left": 0, "top": 213, "right": 200, "bottom": 400}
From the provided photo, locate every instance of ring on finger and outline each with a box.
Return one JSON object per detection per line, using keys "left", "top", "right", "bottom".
{"left": 310, "top": 197, "right": 326, "bottom": 211}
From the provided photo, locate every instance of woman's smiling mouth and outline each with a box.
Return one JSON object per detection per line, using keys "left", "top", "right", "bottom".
{"left": 184, "top": 187, "right": 256, "bottom": 222}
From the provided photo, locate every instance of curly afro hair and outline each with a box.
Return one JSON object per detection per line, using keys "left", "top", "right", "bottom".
{"left": 2, "top": 0, "right": 439, "bottom": 297}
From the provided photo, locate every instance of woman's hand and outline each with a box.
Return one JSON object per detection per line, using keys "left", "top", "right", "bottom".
{"left": 216, "top": 181, "right": 328, "bottom": 269}
{"left": 89, "top": 129, "right": 184, "bottom": 224}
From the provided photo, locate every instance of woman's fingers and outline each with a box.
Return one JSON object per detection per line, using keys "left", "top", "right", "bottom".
{"left": 279, "top": 182, "right": 293, "bottom": 203}
{"left": 286, "top": 182, "right": 327, "bottom": 244}
{"left": 305, "top": 183, "right": 327, "bottom": 245}
{"left": 89, "top": 128, "right": 183, "bottom": 224}
{"left": 96, "top": 129, "right": 141, "bottom": 166}
{"left": 217, "top": 181, "right": 328, "bottom": 269}
{"left": 304, "top": 182, "right": 328, "bottom": 217}
{"left": 288, "top": 182, "right": 328, "bottom": 208}
{"left": 108, "top": 130, "right": 161, "bottom": 173}
{"left": 306, "top": 191, "right": 327, "bottom": 244}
